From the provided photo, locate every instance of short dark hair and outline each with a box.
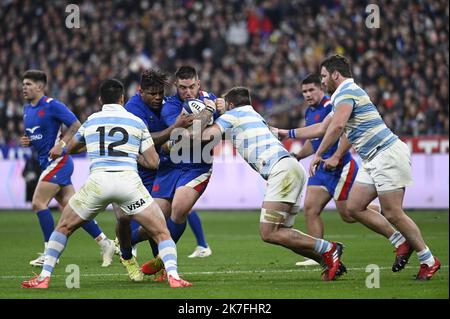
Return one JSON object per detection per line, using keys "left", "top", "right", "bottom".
{"left": 175, "top": 65, "right": 198, "bottom": 80}
{"left": 301, "top": 74, "right": 322, "bottom": 87}
{"left": 320, "top": 55, "right": 353, "bottom": 78}
{"left": 23, "top": 69, "right": 47, "bottom": 85}
{"left": 99, "top": 78, "right": 124, "bottom": 104}
{"left": 223, "top": 87, "right": 252, "bottom": 107}
{"left": 140, "top": 69, "right": 169, "bottom": 91}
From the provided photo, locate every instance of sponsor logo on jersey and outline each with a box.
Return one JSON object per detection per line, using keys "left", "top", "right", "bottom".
{"left": 26, "top": 126, "right": 40, "bottom": 134}
{"left": 29, "top": 134, "right": 43, "bottom": 141}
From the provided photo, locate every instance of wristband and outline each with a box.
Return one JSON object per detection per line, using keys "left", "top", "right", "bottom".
{"left": 288, "top": 129, "right": 297, "bottom": 139}
{"left": 59, "top": 140, "right": 66, "bottom": 148}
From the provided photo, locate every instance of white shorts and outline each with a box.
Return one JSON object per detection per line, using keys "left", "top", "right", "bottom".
{"left": 264, "top": 157, "right": 307, "bottom": 204}
{"left": 69, "top": 171, "right": 153, "bottom": 221}
{"left": 355, "top": 139, "right": 413, "bottom": 193}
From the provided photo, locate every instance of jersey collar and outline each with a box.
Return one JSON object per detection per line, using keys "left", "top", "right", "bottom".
{"left": 102, "top": 103, "right": 125, "bottom": 111}
{"left": 29, "top": 95, "right": 46, "bottom": 107}
{"left": 331, "top": 78, "right": 354, "bottom": 101}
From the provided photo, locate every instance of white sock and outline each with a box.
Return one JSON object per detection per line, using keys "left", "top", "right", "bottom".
{"left": 96, "top": 233, "right": 110, "bottom": 249}
{"left": 389, "top": 231, "right": 406, "bottom": 248}
{"left": 417, "top": 246, "right": 435, "bottom": 267}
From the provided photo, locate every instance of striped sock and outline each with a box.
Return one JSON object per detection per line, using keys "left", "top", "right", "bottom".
{"left": 158, "top": 239, "right": 179, "bottom": 280}
{"left": 314, "top": 239, "right": 332, "bottom": 254}
{"left": 40, "top": 231, "right": 67, "bottom": 279}
{"left": 417, "top": 246, "right": 435, "bottom": 267}
{"left": 389, "top": 231, "right": 406, "bottom": 248}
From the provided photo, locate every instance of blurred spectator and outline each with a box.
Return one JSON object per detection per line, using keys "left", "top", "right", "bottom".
{"left": 0, "top": 0, "right": 448, "bottom": 147}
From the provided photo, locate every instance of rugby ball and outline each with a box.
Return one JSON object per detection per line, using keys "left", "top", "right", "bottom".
{"left": 182, "top": 98, "right": 213, "bottom": 125}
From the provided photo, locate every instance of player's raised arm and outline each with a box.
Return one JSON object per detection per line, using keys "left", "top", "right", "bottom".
{"left": 277, "top": 114, "right": 332, "bottom": 141}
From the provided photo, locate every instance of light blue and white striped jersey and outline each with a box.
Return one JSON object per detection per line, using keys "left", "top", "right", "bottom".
{"left": 75, "top": 104, "right": 154, "bottom": 172}
{"left": 215, "top": 105, "right": 290, "bottom": 179}
{"left": 331, "top": 78, "right": 398, "bottom": 160}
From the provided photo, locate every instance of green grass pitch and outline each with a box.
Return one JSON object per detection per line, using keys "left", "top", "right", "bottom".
{"left": 0, "top": 210, "right": 447, "bottom": 299}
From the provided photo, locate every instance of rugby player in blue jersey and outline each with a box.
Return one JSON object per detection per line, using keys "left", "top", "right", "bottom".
{"left": 113, "top": 69, "right": 194, "bottom": 262}
{"left": 21, "top": 70, "right": 116, "bottom": 268}
{"left": 279, "top": 55, "right": 440, "bottom": 280}
{"left": 139, "top": 66, "right": 219, "bottom": 280}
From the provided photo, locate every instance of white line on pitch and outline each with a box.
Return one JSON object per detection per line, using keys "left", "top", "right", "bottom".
{"left": 0, "top": 265, "right": 447, "bottom": 279}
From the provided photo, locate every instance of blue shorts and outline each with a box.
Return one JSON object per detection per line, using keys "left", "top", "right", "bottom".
{"left": 39, "top": 154, "right": 73, "bottom": 187}
{"left": 308, "top": 158, "right": 358, "bottom": 201}
{"left": 151, "top": 165, "right": 212, "bottom": 199}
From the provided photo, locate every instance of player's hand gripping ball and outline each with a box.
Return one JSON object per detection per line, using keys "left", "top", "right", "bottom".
{"left": 182, "top": 98, "right": 214, "bottom": 125}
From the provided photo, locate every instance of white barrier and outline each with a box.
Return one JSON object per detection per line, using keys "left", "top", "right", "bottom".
{"left": 0, "top": 154, "right": 448, "bottom": 210}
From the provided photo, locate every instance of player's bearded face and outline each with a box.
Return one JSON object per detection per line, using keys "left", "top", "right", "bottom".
{"left": 177, "top": 78, "right": 200, "bottom": 101}
{"left": 320, "top": 67, "right": 336, "bottom": 94}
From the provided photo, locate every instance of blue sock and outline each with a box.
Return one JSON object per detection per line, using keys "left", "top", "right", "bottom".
{"left": 120, "top": 247, "right": 133, "bottom": 260}
{"left": 131, "top": 227, "right": 145, "bottom": 246}
{"left": 148, "top": 239, "right": 159, "bottom": 257}
{"left": 81, "top": 219, "right": 102, "bottom": 239}
{"left": 119, "top": 220, "right": 141, "bottom": 259}
{"left": 131, "top": 219, "right": 140, "bottom": 232}
{"left": 37, "top": 209, "right": 54, "bottom": 242}
{"left": 187, "top": 211, "right": 207, "bottom": 248}
{"left": 167, "top": 218, "right": 187, "bottom": 243}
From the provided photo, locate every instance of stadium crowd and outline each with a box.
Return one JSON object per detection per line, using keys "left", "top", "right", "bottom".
{"left": 0, "top": 0, "right": 448, "bottom": 146}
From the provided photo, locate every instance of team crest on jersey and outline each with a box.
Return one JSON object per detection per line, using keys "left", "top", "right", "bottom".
{"left": 38, "top": 109, "right": 46, "bottom": 117}
{"left": 314, "top": 114, "right": 321, "bottom": 121}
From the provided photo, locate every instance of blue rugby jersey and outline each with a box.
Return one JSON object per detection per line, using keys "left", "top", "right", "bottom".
{"left": 161, "top": 91, "right": 218, "bottom": 168}
{"left": 23, "top": 96, "right": 77, "bottom": 169}
{"left": 125, "top": 93, "right": 168, "bottom": 185}
{"left": 305, "top": 96, "right": 352, "bottom": 164}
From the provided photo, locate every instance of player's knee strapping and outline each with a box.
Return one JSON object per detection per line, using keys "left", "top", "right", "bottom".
{"left": 260, "top": 208, "right": 296, "bottom": 227}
